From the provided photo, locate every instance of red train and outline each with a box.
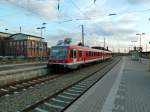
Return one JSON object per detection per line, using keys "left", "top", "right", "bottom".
{"left": 47, "top": 45, "right": 112, "bottom": 69}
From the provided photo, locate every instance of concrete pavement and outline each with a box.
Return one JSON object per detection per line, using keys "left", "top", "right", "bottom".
{"left": 65, "top": 56, "right": 150, "bottom": 112}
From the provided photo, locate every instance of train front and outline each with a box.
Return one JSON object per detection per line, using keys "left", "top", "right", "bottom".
{"left": 47, "top": 46, "right": 69, "bottom": 70}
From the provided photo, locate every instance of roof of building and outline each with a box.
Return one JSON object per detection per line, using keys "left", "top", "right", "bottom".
{"left": 9, "top": 33, "right": 44, "bottom": 39}
{"left": 0, "top": 32, "right": 12, "bottom": 37}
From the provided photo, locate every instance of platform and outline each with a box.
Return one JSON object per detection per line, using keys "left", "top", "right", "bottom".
{"left": 65, "top": 57, "right": 150, "bottom": 112}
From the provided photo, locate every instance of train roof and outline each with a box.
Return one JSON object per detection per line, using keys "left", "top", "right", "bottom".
{"left": 52, "top": 45, "right": 112, "bottom": 53}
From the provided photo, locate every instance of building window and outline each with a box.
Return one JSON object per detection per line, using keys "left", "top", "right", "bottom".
{"left": 24, "top": 41, "right": 27, "bottom": 46}
{"left": 13, "top": 41, "right": 16, "bottom": 46}
{"left": 17, "top": 41, "right": 19, "bottom": 46}
{"left": 10, "top": 42, "right": 12, "bottom": 46}
{"left": 21, "top": 41, "right": 23, "bottom": 46}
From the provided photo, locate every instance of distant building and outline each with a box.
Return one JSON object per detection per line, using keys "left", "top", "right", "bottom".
{"left": 5, "top": 33, "right": 48, "bottom": 58}
{"left": 0, "top": 32, "right": 12, "bottom": 56}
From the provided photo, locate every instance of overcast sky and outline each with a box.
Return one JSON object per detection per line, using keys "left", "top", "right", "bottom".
{"left": 0, "top": 0, "right": 150, "bottom": 52}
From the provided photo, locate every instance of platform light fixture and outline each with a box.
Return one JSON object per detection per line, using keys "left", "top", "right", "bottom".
{"left": 136, "top": 33, "right": 145, "bottom": 50}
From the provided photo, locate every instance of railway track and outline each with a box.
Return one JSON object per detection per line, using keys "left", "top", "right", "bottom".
{"left": 21, "top": 58, "right": 121, "bottom": 112}
{"left": 0, "top": 74, "right": 61, "bottom": 97}
{"left": 0, "top": 59, "right": 114, "bottom": 98}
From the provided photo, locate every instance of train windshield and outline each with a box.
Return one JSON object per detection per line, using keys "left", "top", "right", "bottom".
{"left": 49, "top": 46, "right": 68, "bottom": 60}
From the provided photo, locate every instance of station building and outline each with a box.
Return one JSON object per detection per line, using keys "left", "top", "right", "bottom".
{"left": 5, "top": 33, "right": 48, "bottom": 59}
{"left": 0, "top": 32, "right": 12, "bottom": 56}
{"left": 0, "top": 32, "right": 48, "bottom": 59}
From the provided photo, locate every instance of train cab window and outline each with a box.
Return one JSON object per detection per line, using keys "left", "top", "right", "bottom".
{"left": 73, "top": 50, "right": 77, "bottom": 58}
{"left": 70, "top": 49, "right": 73, "bottom": 58}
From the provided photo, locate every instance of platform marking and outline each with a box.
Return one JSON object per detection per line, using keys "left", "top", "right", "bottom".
{"left": 35, "top": 107, "right": 48, "bottom": 112}
{"left": 44, "top": 102, "right": 64, "bottom": 109}
{"left": 101, "top": 59, "right": 125, "bottom": 112}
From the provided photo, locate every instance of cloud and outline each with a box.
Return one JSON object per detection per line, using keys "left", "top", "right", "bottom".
{"left": 87, "top": 21, "right": 137, "bottom": 37}
{"left": 127, "top": 0, "right": 150, "bottom": 4}
{"left": 5, "top": 0, "right": 63, "bottom": 20}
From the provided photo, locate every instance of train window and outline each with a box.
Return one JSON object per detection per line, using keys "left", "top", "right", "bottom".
{"left": 73, "top": 50, "right": 77, "bottom": 58}
{"left": 70, "top": 49, "right": 73, "bottom": 58}
{"left": 79, "top": 51, "right": 82, "bottom": 58}
{"left": 89, "top": 51, "right": 91, "bottom": 56}
{"left": 86, "top": 51, "right": 88, "bottom": 57}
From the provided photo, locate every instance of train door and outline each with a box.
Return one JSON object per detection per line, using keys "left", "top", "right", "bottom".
{"left": 73, "top": 49, "right": 77, "bottom": 64}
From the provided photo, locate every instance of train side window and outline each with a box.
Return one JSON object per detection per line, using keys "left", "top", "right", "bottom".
{"left": 79, "top": 51, "right": 82, "bottom": 58}
{"left": 86, "top": 51, "right": 88, "bottom": 57}
{"left": 70, "top": 49, "right": 73, "bottom": 58}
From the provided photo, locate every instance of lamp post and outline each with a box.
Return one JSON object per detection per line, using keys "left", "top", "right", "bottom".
{"left": 136, "top": 33, "right": 145, "bottom": 62}
{"left": 131, "top": 40, "right": 137, "bottom": 50}
{"left": 37, "top": 22, "right": 46, "bottom": 37}
{"left": 148, "top": 18, "right": 150, "bottom": 71}
{"left": 36, "top": 26, "right": 46, "bottom": 38}
{"left": 36, "top": 23, "right": 46, "bottom": 62}
{"left": 136, "top": 33, "right": 145, "bottom": 51}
